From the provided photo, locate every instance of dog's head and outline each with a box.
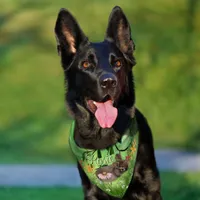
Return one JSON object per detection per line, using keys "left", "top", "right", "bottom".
{"left": 55, "top": 6, "right": 136, "bottom": 129}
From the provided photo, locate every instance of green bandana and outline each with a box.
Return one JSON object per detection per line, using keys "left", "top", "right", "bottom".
{"left": 69, "top": 118, "right": 138, "bottom": 198}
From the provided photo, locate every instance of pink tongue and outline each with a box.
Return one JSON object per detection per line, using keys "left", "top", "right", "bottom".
{"left": 95, "top": 100, "right": 118, "bottom": 128}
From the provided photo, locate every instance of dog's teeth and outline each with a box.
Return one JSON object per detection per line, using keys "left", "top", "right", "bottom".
{"left": 93, "top": 101, "right": 96, "bottom": 105}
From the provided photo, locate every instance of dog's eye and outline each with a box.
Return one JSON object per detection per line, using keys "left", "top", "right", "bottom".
{"left": 114, "top": 60, "right": 122, "bottom": 68}
{"left": 82, "top": 61, "right": 90, "bottom": 68}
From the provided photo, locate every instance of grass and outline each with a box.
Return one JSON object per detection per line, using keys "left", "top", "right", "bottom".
{"left": 0, "top": 172, "right": 200, "bottom": 200}
{"left": 0, "top": 188, "right": 83, "bottom": 200}
{"left": 0, "top": 0, "right": 200, "bottom": 163}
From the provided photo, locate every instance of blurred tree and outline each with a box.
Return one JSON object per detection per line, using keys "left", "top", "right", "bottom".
{"left": 186, "top": 0, "right": 198, "bottom": 48}
{"left": 185, "top": 0, "right": 198, "bottom": 67}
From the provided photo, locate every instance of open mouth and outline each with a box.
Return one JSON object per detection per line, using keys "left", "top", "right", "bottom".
{"left": 97, "top": 172, "right": 115, "bottom": 182}
{"left": 87, "top": 95, "right": 113, "bottom": 113}
{"left": 86, "top": 95, "right": 118, "bottom": 128}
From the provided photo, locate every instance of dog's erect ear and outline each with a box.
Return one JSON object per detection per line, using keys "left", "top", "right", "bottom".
{"left": 55, "top": 9, "right": 88, "bottom": 68}
{"left": 105, "top": 6, "right": 135, "bottom": 65}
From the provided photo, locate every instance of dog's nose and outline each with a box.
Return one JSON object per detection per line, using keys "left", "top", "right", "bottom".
{"left": 100, "top": 74, "right": 117, "bottom": 89}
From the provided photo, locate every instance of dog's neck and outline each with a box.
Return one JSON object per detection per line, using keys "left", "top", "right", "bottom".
{"left": 74, "top": 105, "right": 135, "bottom": 149}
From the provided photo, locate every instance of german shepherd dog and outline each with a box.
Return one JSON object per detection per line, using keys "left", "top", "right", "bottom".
{"left": 55, "top": 6, "right": 162, "bottom": 200}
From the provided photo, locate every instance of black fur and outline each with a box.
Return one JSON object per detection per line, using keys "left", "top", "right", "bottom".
{"left": 55, "top": 6, "right": 162, "bottom": 200}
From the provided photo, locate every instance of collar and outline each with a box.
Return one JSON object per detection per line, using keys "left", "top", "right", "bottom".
{"left": 69, "top": 117, "right": 138, "bottom": 198}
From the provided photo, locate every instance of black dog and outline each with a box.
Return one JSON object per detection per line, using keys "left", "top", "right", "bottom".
{"left": 55, "top": 6, "right": 162, "bottom": 200}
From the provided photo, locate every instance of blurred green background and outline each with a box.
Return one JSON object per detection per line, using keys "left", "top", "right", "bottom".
{"left": 0, "top": 0, "right": 200, "bottom": 199}
{"left": 1, "top": 0, "right": 200, "bottom": 164}
{"left": 0, "top": 0, "right": 200, "bottom": 164}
